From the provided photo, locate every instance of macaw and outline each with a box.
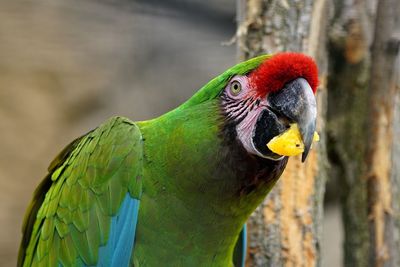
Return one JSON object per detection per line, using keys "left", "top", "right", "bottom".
{"left": 18, "top": 52, "right": 318, "bottom": 267}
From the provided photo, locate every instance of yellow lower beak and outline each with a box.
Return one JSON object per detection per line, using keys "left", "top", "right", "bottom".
{"left": 266, "top": 124, "right": 319, "bottom": 157}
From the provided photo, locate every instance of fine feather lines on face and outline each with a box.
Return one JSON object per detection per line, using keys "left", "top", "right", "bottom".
{"left": 221, "top": 93, "right": 259, "bottom": 124}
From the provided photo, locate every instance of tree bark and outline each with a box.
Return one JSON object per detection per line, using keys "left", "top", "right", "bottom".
{"left": 326, "top": 0, "right": 376, "bottom": 266}
{"left": 365, "top": 0, "right": 400, "bottom": 266}
{"left": 236, "top": 0, "right": 329, "bottom": 266}
{"left": 390, "top": 71, "right": 400, "bottom": 266}
{"left": 327, "top": 0, "right": 400, "bottom": 266}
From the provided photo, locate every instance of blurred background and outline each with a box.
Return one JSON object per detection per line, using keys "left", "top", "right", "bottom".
{"left": 1, "top": 0, "right": 398, "bottom": 266}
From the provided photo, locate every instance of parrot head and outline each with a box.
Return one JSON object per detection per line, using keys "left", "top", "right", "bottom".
{"left": 219, "top": 52, "right": 318, "bottom": 162}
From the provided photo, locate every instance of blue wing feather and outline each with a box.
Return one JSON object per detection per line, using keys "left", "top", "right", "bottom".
{"left": 240, "top": 224, "right": 247, "bottom": 267}
{"left": 95, "top": 194, "right": 140, "bottom": 267}
{"left": 233, "top": 224, "right": 247, "bottom": 267}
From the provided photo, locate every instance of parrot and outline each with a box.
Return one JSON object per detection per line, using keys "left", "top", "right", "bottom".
{"left": 18, "top": 52, "right": 318, "bottom": 267}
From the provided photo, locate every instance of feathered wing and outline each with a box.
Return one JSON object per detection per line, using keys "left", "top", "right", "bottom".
{"left": 233, "top": 225, "right": 247, "bottom": 267}
{"left": 18, "top": 116, "right": 143, "bottom": 267}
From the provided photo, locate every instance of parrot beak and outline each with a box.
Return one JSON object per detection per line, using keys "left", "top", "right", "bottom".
{"left": 268, "top": 78, "right": 317, "bottom": 162}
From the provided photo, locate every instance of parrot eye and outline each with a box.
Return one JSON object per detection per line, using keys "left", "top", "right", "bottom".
{"left": 230, "top": 81, "right": 242, "bottom": 95}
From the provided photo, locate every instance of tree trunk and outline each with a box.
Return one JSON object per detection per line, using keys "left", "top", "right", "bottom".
{"left": 236, "top": 1, "right": 329, "bottom": 266}
{"left": 327, "top": 0, "right": 400, "bottom": 266}
{"left": 366, "top": 0, "right": 400, "bottom": 266}
{"left": 391, "top": 71, "right": 400, "bottom": 266}
{"left": 327, "top": 0, "right": 376, "bottom": 266}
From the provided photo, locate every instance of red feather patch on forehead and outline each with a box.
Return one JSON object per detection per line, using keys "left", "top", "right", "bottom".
{"left": 249, "top": 52, "right": 319, "bottom": 96}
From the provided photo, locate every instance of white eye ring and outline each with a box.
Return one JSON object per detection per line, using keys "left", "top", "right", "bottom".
{"left": 230, "top": 81, "right": 242, "bottom": 96}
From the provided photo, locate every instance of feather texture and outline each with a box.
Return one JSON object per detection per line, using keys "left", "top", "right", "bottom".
{"left": 249, "top": 52, "right": 319, "bottom": 96}
{"left": 18, "top": 54, "right": 301, "bottom": 266}
{"left": 18, "top": 117, "right": 143, "bottom": 267}
{"left": 94, "top": 194, "right": 140, "bottom": 267}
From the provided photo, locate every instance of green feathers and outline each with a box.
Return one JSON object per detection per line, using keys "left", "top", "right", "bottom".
{"left": 19, "top": 55, "right": 280, "bottom": 267}
{"left": 181, "top": 54, "right": 270, "bottom": 109}
{"left": 18, "top": 117, "right": 143, "bottom": 267}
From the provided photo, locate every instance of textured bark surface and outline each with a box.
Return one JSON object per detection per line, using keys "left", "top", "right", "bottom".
{"left": 327, "top": 0, "right": 376, "bottom": 266}
{"left": 365, "top": 0, "right": 400, "bottom": 266}
{"left": 327, "top": 1, "right": 400, "bottom": 266}
{"left": 391, "top": 78, "right": 400, "bottom": 266}
{"left": 237, "top": 0, "right": 328, "bottom": 266}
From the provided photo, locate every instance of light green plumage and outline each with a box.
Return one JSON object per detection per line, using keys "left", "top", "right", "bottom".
{"left": 19, "top": 117, "right": 143, "bottom": 266}
{"left": 19, "top": 55, "right": 274, "bottom": 266}
{"left": 132, "top": 54, "right": 274, "bottom": 265}
{"left": 181, "top": 54, "right": 270, "bottom": 108}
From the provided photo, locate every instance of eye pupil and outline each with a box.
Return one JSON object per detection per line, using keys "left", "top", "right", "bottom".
{"left": 230, "top": 81, "right": 242, "bottom": 95}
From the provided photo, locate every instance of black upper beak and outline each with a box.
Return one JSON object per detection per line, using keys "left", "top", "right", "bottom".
{"left": 268, "top": 78, "right": 317, "bottom": 162}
